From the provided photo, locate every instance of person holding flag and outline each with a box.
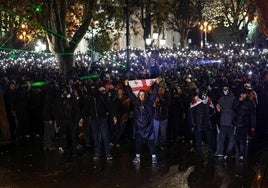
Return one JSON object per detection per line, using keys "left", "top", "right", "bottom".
{"left": 124, "top": 77, "right": 161, "bottom": 165}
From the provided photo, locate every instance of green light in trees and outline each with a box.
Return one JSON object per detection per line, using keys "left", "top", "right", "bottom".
{"left": 80, "top": 74, "right": 100, "bottom": 80}
{"left": 31, "top": 81, "right": 47, "bottom": 87}
{"left": 35, "top": 5, "right": 42, "bottom": 13}
{"left": 10, "top": 54, "right": 18, "bottom": 59}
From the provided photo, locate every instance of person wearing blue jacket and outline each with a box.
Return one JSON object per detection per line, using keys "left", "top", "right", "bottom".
{"left": 124, "top": 77, "right": 161, "bottom": 165}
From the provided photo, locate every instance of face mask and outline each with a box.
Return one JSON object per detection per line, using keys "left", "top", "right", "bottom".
{"left": 202, "top": 94, "right": 207, "bottom": 100}
{"left": 223, "top": 90, "right": 229, "bottom": 95}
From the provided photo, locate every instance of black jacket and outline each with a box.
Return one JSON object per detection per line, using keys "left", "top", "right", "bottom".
{"left": 232, "top": 96, "right": 256, "bottom": 129}
{"left": 218, "top": 92, "right": 235, "bottom": 127}
{"left": 153, "top": 95, "right": 169, "bottom": 121}
{"left": 189, "top": 101, "right": 213, "bottom": 130}
{"left": 82, "top": 92, "right": 109, "bottom": 121}
{"left": 42, "top": 86, "right": 57, "bottom": 121}
{"left": 55, "top": 94, "right": 80, "bottom": 123}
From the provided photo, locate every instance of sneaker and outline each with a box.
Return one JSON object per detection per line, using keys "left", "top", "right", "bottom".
{"left": 106, "top": 155, "right": 113, "bottom": 161}
{"left": 25, "top": 134, "right": 31, "bottom": 138}
{"left": 239, "top": 156, "right": 244, "bottom": 161}
{"left": 133, "top": 156, "right": 141, "bottom": 164}
{"left": 214, "top": 153, "right": 224, "bottom": 158}
{"left": 93, "top": 154, "right": 100, "bottom": 161}
{"left": 58, "top": 147, "right": 64, "bottom": 154}
{"left": 152, "top": 156, "right": 157, "bottom": 164}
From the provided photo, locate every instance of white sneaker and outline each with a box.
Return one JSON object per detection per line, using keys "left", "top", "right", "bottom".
{"left": 214, "top": 153, "right": 224, "bottom": 158}
{"left": 58, "top": 147, "right": 64, "bottom": 154}
{"left": 152, "top": 156, "right": 157, "bottom": 164}
{"left": 133, "top": 156, "right": 141, "bottom": 164}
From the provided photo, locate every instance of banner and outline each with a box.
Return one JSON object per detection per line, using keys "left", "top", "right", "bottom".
{"left": 129, "top": 79, "right": 156, "bottom": 96}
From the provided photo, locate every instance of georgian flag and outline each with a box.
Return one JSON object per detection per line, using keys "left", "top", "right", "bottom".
{"left": 190, "top": 95, "right": 215, "bottom": 109}
{"left": 190, "top": 96, "right": 203, "bottom": 108}
{"left": 129, "top": 79, "right": 156, "bottom": 96}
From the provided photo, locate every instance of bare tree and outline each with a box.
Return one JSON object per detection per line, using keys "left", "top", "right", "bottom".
{"left": 203, "top": 0, "right": 256, "bottom": 43}
{"left": 164, "top": 0, "right": 204, "bottom": 47}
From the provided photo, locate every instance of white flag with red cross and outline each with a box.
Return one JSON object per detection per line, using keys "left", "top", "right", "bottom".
{"left": 129, "top": 79, "right": 156, "bottom": 96}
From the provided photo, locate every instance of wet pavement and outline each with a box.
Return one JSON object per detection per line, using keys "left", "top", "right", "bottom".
{"left": 0, "top": 137, "right": 267, "bottom": 188}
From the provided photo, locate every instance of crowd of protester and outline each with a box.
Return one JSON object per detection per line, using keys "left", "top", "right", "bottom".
{"left": 0, "top": 43, "right": 268, "bottom": 164}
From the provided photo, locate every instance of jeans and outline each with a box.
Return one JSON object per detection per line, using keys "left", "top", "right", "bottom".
{"left": 59, "top": 120, "right": 78, "bottom": 154}
{"left": 83, "top": 120, "right": 91, "bottom": 148}
{"left": 91, "top": 118, "right": 111, "bottom": 156}
{"left": 110, "top": 122, "right": 123, "bottom": 145}
{"left": 234, "top": 127, "right": 248, "bottom": 157}
{"left": 135, "top": 137, "right": 156, "bottom": 155}
{"left": 194, "top": 128, "right": 213, "bottom": 153}
{"left": 216, "top": 126, "right": 235, "bottom": 155}
{"left": 43, "top": 121, "right": 55, "bottom": 148}
{"left": 153, "top": 119, "right": 168, "bottom": 146}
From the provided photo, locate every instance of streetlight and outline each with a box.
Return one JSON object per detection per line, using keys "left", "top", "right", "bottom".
{"left": 35, "top": 40, "right": 47, "bottom": 52}
{"left": 159, "top": 38, "right": 166, "bottom": 46}
{"left": 145, "top": 32, "right": 160, "bottom": 48}
{"left": 145, "top": 36, "right": 152, "bottom": 47}
{"left": 200, "top": 21, "right": 212, "bottom": 49}
{"left": 18, "top": 23, "right": 27, "bottom": 43}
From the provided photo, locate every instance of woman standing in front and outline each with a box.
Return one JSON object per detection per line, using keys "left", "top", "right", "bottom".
{"left": 124, "top": 78, "right": 161, "bottom": 165}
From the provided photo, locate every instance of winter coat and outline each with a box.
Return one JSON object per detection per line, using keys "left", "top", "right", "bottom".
{"left": 42, "top": 87, "right": 56, "bottom": 121}
{"left": 153, "top": 95, "right": 169, "bottom": 121}
{"left": 232, "top": 96, "right": 256, "bottom": 129}
{"left": 169, "top": 92, "right": 187, "bottom": 122}
{"left": 189, "top": 97, "right": 213, "bottom": 130}
{"left": 55, "top": 94, "right": 80, "bottom": 124}
{"left": 218, "top": 92, "right": 235, "bottom": 127}
{"left": 106, "top": 95, "right": 125, "bottom": 119}
{"left": 125, "top": 83, "right": 158, "bottom": 140}
{"left": 82, "top": 92, "right": 109, "bottom": 121}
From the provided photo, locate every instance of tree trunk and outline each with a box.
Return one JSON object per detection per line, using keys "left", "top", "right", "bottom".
{"left": 231, "top": 29, "right": 240, "bottom": 43}
{"left": 180, "top": 31, "right": 189, "bottom": 48}
{"left": 0, "top": 90, "right": 11, "bottom": 143}
{"left": 56, "top": 53, "right": 75, "bottom": 76}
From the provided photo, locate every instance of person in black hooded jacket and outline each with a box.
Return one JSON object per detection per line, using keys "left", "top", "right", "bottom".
{"left": 55, "top": 85, "right": 80, "bottom": 156}
{"left": 232, "top": 88, "right": 256, "bottom": 161}
{"left": 79, "top": 84, "right": 112, "bottom": 161}
{"left": 188, "top": 88, "right": 215, "bottom": 154}
{"left": 43, "top": 81, "right": 58, "bottom": 150}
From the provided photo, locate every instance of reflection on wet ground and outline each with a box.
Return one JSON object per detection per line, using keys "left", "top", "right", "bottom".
{"left": 0, "top": 137, "right": 267, "bottom": 188}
